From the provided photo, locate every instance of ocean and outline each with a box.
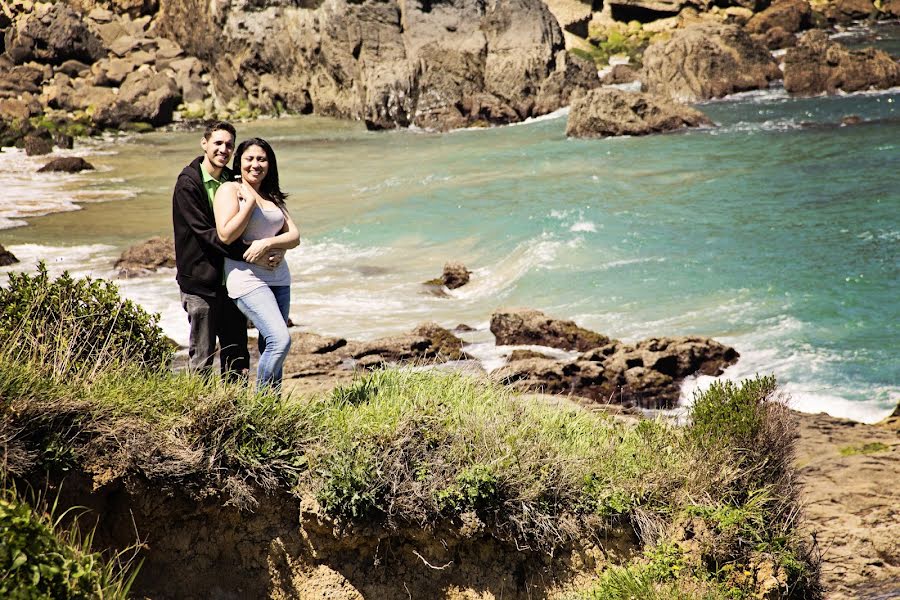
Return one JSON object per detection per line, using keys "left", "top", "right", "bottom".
{"left": 2, "top": 38, "right": 898, "bottom": 423}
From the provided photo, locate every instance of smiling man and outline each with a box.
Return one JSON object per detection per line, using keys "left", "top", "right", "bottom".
{"left": 172, "top": 121, "right": 281, "bottom": 380}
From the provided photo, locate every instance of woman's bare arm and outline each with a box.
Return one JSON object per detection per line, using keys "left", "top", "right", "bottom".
{"left": 213, "top": 182, "right": 255, "bottom": 244}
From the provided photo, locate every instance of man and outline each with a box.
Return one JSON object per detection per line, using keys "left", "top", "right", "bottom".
{"left": 172, "top": 120, "right": 282, "bottom": 379}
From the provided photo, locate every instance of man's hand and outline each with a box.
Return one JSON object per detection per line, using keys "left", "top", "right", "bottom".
{"left": 248, "top": 247, "right": 285, "bottom": 271}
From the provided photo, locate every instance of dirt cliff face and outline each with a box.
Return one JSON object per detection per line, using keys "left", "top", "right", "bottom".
{"left": 155, "top": 0, "right": 587, "bottom": 130}
{"left": 42, "top": 471, "right": 636, "bottom": 600}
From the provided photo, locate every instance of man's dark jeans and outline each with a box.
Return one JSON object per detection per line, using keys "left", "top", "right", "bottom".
{"left": 180, "top": 287, "right": 249, "bottom": 381}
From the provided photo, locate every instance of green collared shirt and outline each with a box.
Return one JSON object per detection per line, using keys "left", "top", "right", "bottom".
{"left": 200, "top": 162, "right": 229, "bottom": 207}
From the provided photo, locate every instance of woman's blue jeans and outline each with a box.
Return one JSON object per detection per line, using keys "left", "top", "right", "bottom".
{"left": 235, "top": 285, "right": 291, "bottom": 392}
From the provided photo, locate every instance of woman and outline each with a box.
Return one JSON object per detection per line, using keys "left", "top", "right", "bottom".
{"left": 214, "top": 138, "right": 299, "bottom": 392}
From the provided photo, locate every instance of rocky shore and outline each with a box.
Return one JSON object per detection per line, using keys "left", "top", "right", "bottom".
{"left": 1, "top": 0, "right": 898, "bottom": 151}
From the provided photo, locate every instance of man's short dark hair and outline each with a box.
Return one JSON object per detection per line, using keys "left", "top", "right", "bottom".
{"left": 203, "top": 120, "right": 236, "bottom": 140}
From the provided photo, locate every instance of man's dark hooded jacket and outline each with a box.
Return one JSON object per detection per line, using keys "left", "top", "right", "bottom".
{"left": 172, "top": 156, "right": 248, "bottom": 296}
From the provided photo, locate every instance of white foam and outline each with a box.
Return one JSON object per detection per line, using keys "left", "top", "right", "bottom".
{"left": 0, "top": 146, "right": 135, "bottom": 230}
{"left": 570, "top": 221, "right": 597, "bottom": 233}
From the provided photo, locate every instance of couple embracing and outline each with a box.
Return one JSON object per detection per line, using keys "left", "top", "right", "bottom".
{"left": 172, "top": 120, "right": 299, "bottom": 392}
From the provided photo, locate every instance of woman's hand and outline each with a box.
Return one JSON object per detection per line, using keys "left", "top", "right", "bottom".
{"left": 243, "top": 239, "right": 272, "bottom": 263}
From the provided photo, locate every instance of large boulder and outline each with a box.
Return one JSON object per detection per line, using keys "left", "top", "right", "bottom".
{"left": 490, "top": 308, "right": 613, "bottom": 351}
{"left": 533, "top": 51, "right": 601, "bottom": 115}
{"left": 114, "top": 236, "right": 176, "bottom": 277}
{"left": 0, "top": 244, "right": 18, "bottom": 266}
{"left": 441, "top": 262, "right": 471, "bottom": 290}
{"left": 156, "top": 0, "right": 574, "bottom": 130}
{"left": 4, "top": 3, "right": 105, "bottom": 66}
{"left": 745, "top": 0, "right": 812, "bottom": 34}
{"left": 824, "top": 0, "right": 876, "bottom": 22}
{"left": 92, "top": 69, "right": 181, "bottom": 127}
{"left": 783, "top": 31, "right": 900, "bottom": 96}
{"left": 566, "top": 88, "right": 713, "bottom": 138}
{"left": 641, "top": 23, "right": 781, "bottom": 103}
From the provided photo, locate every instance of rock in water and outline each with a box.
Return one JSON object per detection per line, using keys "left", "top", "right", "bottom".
{"left": 490, "top": 308, "right": 613, "bottom": 351}
{"left": 0, "top": 244, "right": 19, "bottom": 266}
{"left": 783, "top": 31, "right": 900, "bottom": 96}
{"left": 442, "top": 262, "right": 471, "bottom": 289}
{"left": 23, "top": 133, "right": 53, "bottom": 156}
{"left": 37, "top": 157, "right": 95, "bottom": 173}
{"left": 642, "top": 23, "right": 781, "bottom": 103}
{"left": 115, "top": 237, "right": 176, "bottom": 277}
{"left": 566, "top": 88, "right": 712, "bottom": 138}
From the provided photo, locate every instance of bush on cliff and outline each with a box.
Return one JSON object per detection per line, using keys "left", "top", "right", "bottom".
{"left": 0, "top": 264, "right": 173, "bottom": 375}
{"left": 0, "top": 485, "right": 138, "bottom": 599}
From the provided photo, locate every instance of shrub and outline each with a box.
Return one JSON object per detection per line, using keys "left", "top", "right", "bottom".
{"left": 0, "top": 486, "right": 138, "bottom": 599}
{"left": 687, "top": 376, "right": 795, "bottom": 496}
{"left": 0, "top": 264, "right": 173, "bottom": 375}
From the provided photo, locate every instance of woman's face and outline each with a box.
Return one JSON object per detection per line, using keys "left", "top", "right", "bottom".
{"left": 240, "top": 144, "right": 269, "bottom": 186}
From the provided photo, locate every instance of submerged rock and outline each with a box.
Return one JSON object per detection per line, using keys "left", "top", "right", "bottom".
{"left": 641, "top": 23, "right": 781, "bottom": 103}
{"left": 783, "top": 31, "right": 900, "bottom": 96}
{"left": 0, "top": 244, "right": 18, "bottom": 266}
{"left": 114, "top": 237, "right": 176, "bottom": 277}
{"left": 566, "top": 88, "right": 712, "bottom": 138}
{"left": 37, "top": 157, "right": 95, "bottom": 173}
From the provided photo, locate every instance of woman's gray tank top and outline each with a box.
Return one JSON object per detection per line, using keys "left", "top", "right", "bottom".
{"left": 224, "top": 199, "right": 290, "bottom": 299}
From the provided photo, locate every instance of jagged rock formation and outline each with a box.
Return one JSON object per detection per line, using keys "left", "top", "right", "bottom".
{"left": 493, "top": 333, "right": 739, "bottom": 408}
{"left": 566, "top": 88, "right": 712, "bottom": 138}
{"left": 641, "top": 23, "right": 781, "bottom": 103}
{"left": 154, "top": 0, "right": 595, "bottom": 130}
{"left": 783, "top": 30, "right": 900, "bottom": 96}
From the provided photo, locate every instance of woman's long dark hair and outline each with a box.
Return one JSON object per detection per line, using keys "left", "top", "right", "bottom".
{"left": 233, "top": 138, "right": 288, "bottom": 207}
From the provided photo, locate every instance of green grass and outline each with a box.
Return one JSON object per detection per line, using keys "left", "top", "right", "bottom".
{"left": 0, "top": 268, "right": 820, "bottom": 598}
{"left": 839, "top": 442, "right": 889, "bottom": 456}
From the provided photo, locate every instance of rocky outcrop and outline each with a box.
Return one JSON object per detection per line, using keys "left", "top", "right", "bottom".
{"left": 92, "top": 69, "right": 181, "bottom": 127}
{"left": 114, "top": 236, "right": 176, "bottom": 277}
{"left": 490, "top": 308, "right": 613, "bottom": 351}
{"left": 155, "top": 0, "right": 578, "bottom": 130}
{"left": 783, "top": 31, "right": 900, "bottom": 96}
{"left": 37, "top": 157, "right": 95, "bottom": 173}
{"left": 565, "top": 88, "right": 712, "bottom": 138}
{"left": 4, "top": 3, "right": 105, "bottom": 66}
{"left": 823, "top": 0, "right": 876, "bottom": 23}
{"left": 0, "top": 244, "right": 18, "bottom": 266}
{"left": 745, "top": 0, "right": 812, "bottom": 34}
{"left": 346, "top": 322, "right": 468, "bottom": 363}
{"left": 493, "top": 335, "right": 739, "bottom": 408}
{"left": 641, "top": 23, "right": 781, "bottom": 103}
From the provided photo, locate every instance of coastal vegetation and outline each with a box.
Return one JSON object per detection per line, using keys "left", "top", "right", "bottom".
{"left": 0, "top": 483, "right": 138, "bottom": 599}
{"left": 0, "top": 269, "right": 821, "bottom": 597}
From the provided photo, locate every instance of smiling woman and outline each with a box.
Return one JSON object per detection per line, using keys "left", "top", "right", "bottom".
{"left": 213, "top": 137, "right": 300, "bottom": 393}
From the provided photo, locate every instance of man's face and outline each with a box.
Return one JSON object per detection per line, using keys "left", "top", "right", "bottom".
{"left": 201, "top": 129, "right": 235, "bottom": 170}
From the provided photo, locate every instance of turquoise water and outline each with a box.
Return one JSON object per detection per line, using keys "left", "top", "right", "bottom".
{"left": 1, "top": 82, "right": 897, "bottom": 421}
